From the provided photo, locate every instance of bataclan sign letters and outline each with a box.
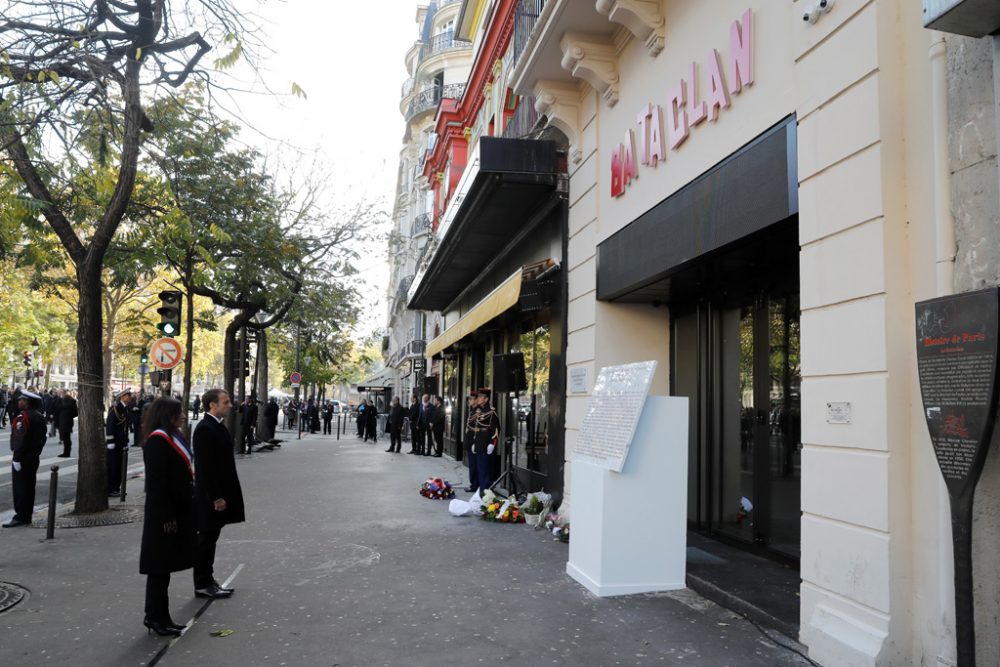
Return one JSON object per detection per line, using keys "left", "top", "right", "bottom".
{"left": 915, "top": 287, "right": 1000, "bottom": 667}
{"left": 610, "top": 9, "right": 754, "bottom": 198}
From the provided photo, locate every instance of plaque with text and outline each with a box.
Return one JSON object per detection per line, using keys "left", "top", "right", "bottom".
{"left": 574, "top": 361, "right": 657, "bottom": 473}
{"left": 915, "top": 287, "right": 1000, "bottom": 667}
{"left": 916, "top": 288, "right": 1000, "bottom": 497}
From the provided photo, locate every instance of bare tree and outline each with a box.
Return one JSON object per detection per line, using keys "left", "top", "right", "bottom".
{"left": 0, "top": 0, "right": 253, "bottom": 513}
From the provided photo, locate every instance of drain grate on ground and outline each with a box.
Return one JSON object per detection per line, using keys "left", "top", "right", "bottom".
{"left": 0, "top": 582, "right": 28, "bottom": 614}
{"left": 31, "top": 505, "right": 144, "bottom": 529}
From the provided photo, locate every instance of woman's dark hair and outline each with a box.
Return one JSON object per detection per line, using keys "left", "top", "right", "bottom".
{"left": 142, "top": 397, "right": 183, "bottom": 441}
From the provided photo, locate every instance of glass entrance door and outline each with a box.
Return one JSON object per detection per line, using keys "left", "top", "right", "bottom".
{"left": 674, "top": 292, "right": 801, "bottom": 559}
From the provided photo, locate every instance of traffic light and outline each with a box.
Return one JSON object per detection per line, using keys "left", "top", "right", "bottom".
{"left": 156, "top": 290, "right": 182, "bottom": 338}
{"left": 140, "top": 352, "right": 149, "bottom": 365}
{"left": 230, "top": 351, "right": 250, "bottom": 378}
{"left": 22, "top": 350, "right": 31, "bottom": 367}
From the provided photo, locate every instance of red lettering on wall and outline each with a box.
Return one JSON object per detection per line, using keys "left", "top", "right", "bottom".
{"left": 667, "top": 81, "right": 689, "bottom": 149}
{"left": 622, "top": 129, "right": 638, "bottom": 187}
{"left": 611, "top": 143, "right": 624, "bottom": 197}
{"left": 729, "top": 9, "right": 753, "bottom": 95}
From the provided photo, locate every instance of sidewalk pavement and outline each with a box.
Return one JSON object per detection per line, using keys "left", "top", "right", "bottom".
{"left": 0, "top": 431, "right": 814, "bottom": 666}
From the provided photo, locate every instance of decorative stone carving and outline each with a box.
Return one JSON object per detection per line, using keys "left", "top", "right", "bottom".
{"left": 534, "top": 80, "right": 583, "bottom": 163}
{"left": 559, "top": 33, "right": 620, "bottom": 107}
{"left": 595, "top": 0, "right": 665, "bottom": 57}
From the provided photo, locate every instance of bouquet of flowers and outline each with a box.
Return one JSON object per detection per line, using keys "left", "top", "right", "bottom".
{"left": 481, "top": 498, "right": 525, "bottom": 523}
{"left": 419, "top": 477, "right": 455, "bottom": 500}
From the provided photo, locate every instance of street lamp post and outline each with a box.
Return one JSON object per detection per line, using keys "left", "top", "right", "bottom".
{"left": 30, "top": 337, "right": 40, "bottom": 388}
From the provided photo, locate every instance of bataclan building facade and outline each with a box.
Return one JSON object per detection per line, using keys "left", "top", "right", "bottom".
{"left": 499, "top": 0, "right": 1000, "bottom": 665}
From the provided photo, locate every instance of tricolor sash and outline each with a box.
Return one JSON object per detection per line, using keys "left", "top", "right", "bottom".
{"left": 149, "top": 429, "right": 193, "bottom": 477}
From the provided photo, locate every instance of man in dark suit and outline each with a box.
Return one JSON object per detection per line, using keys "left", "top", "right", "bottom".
{"left": 430, "top": 395, "right": 445, "bottom": 457}
{"left": 385, "top": 397, "right": 405, "bottom": 453}
{"left": 3, "top": 390, "right": 46, "bottom": 527}
{"left": 192, "top": 389, "right": 245, "bottom": 599}
{"left": 416, "top": 394, "right": 432, "bottom": 456}
{"left": 407, "top": 396, "right": 420, "bottom": 454}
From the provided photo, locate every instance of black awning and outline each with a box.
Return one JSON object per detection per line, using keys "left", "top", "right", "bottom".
{"left": 408, "top": 137, "right": 562, "bottom": 312}
{"left": 597, "top": 116, "right": 798, "bottom": 303}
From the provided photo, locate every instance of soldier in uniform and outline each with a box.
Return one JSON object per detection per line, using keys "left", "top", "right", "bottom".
{"left": 106, "top": 388, "right": 133, "bottom": 497}
{"left": 462, "top": 391, "right": 480, "bottom": 492}
{"left": 3, "top": 389, "right": 46, "bottom": 527}
{"left": 471, "top": 388, "right": 500, "bottom": 493}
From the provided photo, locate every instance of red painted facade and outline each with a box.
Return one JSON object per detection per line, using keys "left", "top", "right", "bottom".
{"left": 422, "top": 0, "right": 520, "bottom": 228}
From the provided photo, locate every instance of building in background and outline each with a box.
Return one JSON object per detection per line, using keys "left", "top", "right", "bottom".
{"left": 407, "top": 0, "right": 567, "bottom": 495}
{"left": 384, "top": 0, "right": 473, "bottom": 403}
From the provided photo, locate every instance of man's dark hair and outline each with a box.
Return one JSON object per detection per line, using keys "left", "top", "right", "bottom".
{"left": 141, "top": 397, "right": 182, "bottom": 441}
{"left": 202, "top": 389, "right": 229, "bottom": 413}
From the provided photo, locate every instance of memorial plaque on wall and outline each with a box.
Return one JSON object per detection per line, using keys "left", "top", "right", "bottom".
{"left": 916, "top": 288, "right": 1000, "bottom": 498}
{"left": 574, "top": 360, "right": 657, "bottom": 473}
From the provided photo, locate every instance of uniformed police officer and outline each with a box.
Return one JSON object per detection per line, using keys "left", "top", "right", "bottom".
{"left": 3, "top": 389, "right": 46, "bottom": 527}
{"left": 106, "top": 388, "right": 133, "bottom": 497}
{"left": 470, "top": 388, "right": 500, "bottom": 493}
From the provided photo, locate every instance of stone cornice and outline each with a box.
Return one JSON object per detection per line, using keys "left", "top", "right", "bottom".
{"left": 595, "top": 0, "right": 665, "bottom": 57}
{"left": 559, "top": 33, "right": 620, "bottom": 107}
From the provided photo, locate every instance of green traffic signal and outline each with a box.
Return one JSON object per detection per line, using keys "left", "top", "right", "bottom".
{"left": 140, "top": 352, "right": 149, "bottom": 364}
{"left": 157, "top": 290, "right": 182, "bottom": 338}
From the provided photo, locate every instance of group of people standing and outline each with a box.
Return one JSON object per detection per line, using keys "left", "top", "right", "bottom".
{"left": 1, "top": 386, "right": 78, "bottom": 458}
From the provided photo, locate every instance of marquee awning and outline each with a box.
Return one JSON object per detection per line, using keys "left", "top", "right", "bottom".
{"left": 425, "top": 268, "right": 524, "bottom": 358}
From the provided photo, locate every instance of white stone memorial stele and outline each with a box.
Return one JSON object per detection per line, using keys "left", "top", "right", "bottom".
{"left": 567, "top": 361, "right": 689, "bottom": 597}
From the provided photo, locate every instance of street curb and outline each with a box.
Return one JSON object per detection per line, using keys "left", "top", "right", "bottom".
{"left": 686, "top": 572, "right": 801, "bottom": 642}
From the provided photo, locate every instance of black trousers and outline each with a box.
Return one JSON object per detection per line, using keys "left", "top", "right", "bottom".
{"left": 432, "top": 428, "right": 444, "bottom": 456}
{"left": 322, "top": 419, "right": 332, "bottom": 434}
{"left": 145, "top": 572, "right": 171, "bottom": 622}
{"left": 11, "top": 455, "right": 40, "bottom": 522}
{"left": 389, "top": 428, "right": 402, "bottom": 452}
{"left": 59, "top": 426, "right": 73, "bottom": 455}
{"left": 194, "top": 522, "right": 223, "bottom": 589}
{"left": 107, "top": 445, "right": 124, "bottom": 493}
{"left": 409, "top": 425, "right": 420, "bottom": 452}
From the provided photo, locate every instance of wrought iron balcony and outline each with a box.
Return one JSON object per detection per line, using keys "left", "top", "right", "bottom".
{"left": 405, "top": 339, "right": 427, "bottom": 358}
{"left": 411, "top": 213, "right": 432, "bottom": 237}
{"left": 405, "top": 82, "right": 466, "bottom": 122}
{"left": 502, "top": 95, "right": 541, "bottom": 139}
{"left": 397, "top": 275, "right": 415, "bottom": 304}
{"left": 417, "top": 31, "right": 463, "bottom": 65}
{"left": 511, "top": 0, "right": 546, "bottom": 69}
{"left": 400, "top": 78, "right": 414, "bottom": 100}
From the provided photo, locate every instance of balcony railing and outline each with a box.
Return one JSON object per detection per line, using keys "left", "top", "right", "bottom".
{"left": 503, "top": 95, "right": 541, "bottom": 139}
{"left": 418, "top": 31, "right": 462, "bottom": 65}
{"left": 400, "top": 78, "right": 414, "bottom": 100}
{"left": 405, "top": 82, "right": 466, "bottom": 121}
{"left": 411, "top": 213, "right": 432, "bottom": 237}
{"left": 397, "top": 275, "right": 415, "bottom": 305}
{"left": 511, "top": 0, "right": 546, "bottom": 69}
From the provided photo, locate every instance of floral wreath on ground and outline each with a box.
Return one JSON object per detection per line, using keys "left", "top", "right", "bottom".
{"left": 481, "top": 499, "right": 525, "bottom": 523}
{"left": 419, "top": 477, "right": 455, "bottom": 500}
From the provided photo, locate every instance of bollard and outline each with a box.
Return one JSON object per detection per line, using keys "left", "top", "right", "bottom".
{"left": 46, "top": 465, "right": 59, "bottom": 539}
{"left": 120, "top": 446, "right": 129, "bottom": 503}
{"left": 337, "top": 414, "right": 341, "bottom": 440}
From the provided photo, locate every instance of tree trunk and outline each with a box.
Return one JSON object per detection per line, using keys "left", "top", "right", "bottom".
{"left": 256, "top": 328, "right": 270, "bottom": 439}
{"left": 102, "top": 307, "right": 117, "bottom": 406}
{"left": 75, "top": 263, "right": 108, "bottom": 514}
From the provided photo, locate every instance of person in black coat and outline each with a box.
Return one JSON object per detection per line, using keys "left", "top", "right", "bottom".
{"left": 430, "top": 395, "right": 446, "bottom": 457}
{"left": 57, "top": 391, "right": 78, "bottom": 457}
{"left": 407, "top": 396, "right": 420, "bottom": 454}
{"left": 139, "top": 397, "right": 194, "bottom": 637}
{"left": 192, "top": 389, "right": 245, "bottom": 599}
{"left": 3, "top": 390, "right": 46, "bottom": 528}
{"left": 363, "top": 399, "right": 379, "bottom": 443}
{"left": 385, "top": 397, "right": 405, "bottom": 453}
{"left": 265, "top": 398, "right": 280, "bottom": 439}
{"left": 418, "top": 396, "right": 435, "bottom": 456}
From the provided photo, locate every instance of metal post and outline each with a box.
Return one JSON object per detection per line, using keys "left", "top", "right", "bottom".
{"left": 119, "top": 446, "right": 129, "bottom": 503}
{"left": 294, "top": 323, "right": 301, "bottom": 440}
{"left": 46, "top": 465, "right": 59, "bottom": 539}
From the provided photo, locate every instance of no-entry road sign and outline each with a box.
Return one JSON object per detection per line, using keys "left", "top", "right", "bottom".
{"left": 150, "top": 337, "right": 183, "bottom": 370}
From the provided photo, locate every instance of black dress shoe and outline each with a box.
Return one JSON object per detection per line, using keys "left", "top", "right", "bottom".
{"left": 144, "top": 618, "right": 182, "bottom": 637}
{"left": 2, "top": 517, "right": 29, "bottom": 528}
{"left": 433, "top": 453, "right": 443, "bottom": 457}
{"left": 57, "top": 453, "right": 70, "bottom": 458}
{"left": 463, "top": 486, "right": 476, "bottom": 493}
{"left": 195, "top": 585, "right": 232, "bottom": 599}
{"left": 210, "top": 580, "right": 234, "bottom": 594}
{"left": 385, "top": 448, "right": 394, "bottom": 452}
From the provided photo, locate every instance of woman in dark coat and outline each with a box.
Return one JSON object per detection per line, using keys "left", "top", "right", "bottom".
{"left": 139, "top": 397, "right": 195, "bottom": 637}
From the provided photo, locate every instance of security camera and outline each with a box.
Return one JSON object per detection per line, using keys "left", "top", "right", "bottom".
{"left": 803, "top": 6, "right": 820, "bottom": 23}
{"left": 818, "top": 0, "right": 834, "bottom": 11}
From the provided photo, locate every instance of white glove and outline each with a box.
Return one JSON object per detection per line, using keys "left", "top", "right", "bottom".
{"left": 107, "top": 442, "right": 115, "bottom": 450}
{"left": 487, "top": 444, "right": 495, "bottom": 455}
{"left": 12, "top": 461, "right": 22, "bottom": 472}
